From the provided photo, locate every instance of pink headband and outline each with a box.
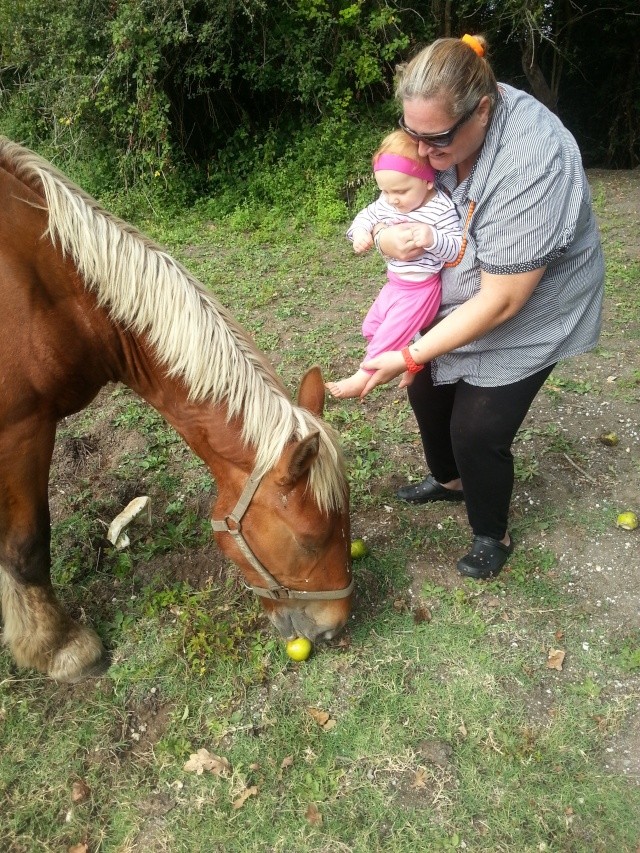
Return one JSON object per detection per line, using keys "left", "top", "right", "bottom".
{"left": 374, "top": 153, "right": 435, "bottom": 182}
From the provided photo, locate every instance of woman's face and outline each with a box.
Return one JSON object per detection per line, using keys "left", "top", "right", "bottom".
{"left": 401, "top": 96, "right": 491, "bottom": 173}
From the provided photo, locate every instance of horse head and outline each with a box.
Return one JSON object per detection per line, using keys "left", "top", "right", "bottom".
{"left": 211, "top": 367, "right": 352, "bottom": 642}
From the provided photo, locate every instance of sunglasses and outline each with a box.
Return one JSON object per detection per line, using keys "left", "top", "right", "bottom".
{"left": 398, "top": 99, "right": 481, "bottom": 148}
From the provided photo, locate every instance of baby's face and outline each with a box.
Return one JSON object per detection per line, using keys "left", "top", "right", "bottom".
{"left": 375, "top": 170, "right": 433, "bottom": 213}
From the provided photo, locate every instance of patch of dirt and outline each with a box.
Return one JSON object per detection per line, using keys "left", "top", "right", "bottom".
{"left": 604, "top": 701, "right": 640, "bottom": 781}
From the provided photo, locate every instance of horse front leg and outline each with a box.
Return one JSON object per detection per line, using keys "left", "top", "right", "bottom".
{"left": 0, "top": 419, "right": 107, "bottom": 682}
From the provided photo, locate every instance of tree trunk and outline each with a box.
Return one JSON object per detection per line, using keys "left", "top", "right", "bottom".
{"left": 521, "top": 38, "right": 558, "bottom": 114}
{"left": 432, "top": 0, "right": 453, "bottom": 37}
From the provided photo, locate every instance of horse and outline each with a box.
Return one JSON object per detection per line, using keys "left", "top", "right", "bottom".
{"left": 0, "top": 137, "right": 352, "bottom": 683}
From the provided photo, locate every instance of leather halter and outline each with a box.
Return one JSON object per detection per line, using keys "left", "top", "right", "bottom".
{"left": 211, "top": 466, "right": 354, "bottom": 601}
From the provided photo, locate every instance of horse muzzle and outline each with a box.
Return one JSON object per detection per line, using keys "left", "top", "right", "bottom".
{"left": 265, "top": 597, "right": 352, "bottom": 642}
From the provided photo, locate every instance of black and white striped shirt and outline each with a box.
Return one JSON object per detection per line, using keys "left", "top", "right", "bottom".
{"left": 347, "top": 188, "right": 462, "bottom": 280}
{"left": 431, "top": 83, "right": 604, "bottom": 386}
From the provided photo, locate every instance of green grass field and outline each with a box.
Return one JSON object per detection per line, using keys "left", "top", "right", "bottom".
{"left": 1, "top": 176, "right": 640, "bottom": 852}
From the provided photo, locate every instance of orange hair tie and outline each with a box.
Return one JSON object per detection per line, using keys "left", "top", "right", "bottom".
{"left": 461, "top": 34, "right": 485, "bottom": 57}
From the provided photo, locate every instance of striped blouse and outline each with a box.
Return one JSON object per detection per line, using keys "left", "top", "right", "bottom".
{"left": 431, "top": 83, "right": 604, "bottom": 387}
{"left": 347, "top": 188, "right": 462, "bottom": 280}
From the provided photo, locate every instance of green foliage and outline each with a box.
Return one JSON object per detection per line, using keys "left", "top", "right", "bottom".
{"left": 50, "top": 496, "right": 106, "bottom": 585}
{"left": 203, "top": 105, "right": 388, "bottom": 227}
{"left": 140, "top": 579, "right": 272, "bottom": 676}
{"left": 2, "top": 0, "right": 637, "bottom": 220}
{"left": 0, "top": 0, "right": 432, "bottom": 181}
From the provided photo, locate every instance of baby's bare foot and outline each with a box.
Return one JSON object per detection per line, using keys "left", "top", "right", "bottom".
{"left": 325, "top": 371, "right": 369, "bottom": 399}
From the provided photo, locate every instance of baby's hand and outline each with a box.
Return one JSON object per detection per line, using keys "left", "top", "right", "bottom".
{"left": 352, "top": 228, "right": 373, "bottom": 254}
{"left": 410, "top": 224, "right": 434, "bottom": 250}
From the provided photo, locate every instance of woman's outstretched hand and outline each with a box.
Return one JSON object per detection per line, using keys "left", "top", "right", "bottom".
{"left": 359, "top": 351, "right": 411, "bottom": 397}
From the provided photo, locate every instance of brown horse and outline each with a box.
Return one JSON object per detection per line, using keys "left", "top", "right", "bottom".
{"left": 0, "top": 137, "right": 352, "bottom": 682}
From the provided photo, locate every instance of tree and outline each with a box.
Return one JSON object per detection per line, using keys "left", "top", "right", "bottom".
{"left": 0, "top": 0, "right": 637, "bottom": 172}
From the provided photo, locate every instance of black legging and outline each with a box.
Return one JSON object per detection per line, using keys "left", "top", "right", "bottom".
{"left": 406, "top": 363, "right": 555, "bottom": 540}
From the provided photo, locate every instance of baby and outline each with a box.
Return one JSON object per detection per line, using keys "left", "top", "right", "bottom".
{"left": 326, "top": 129, "right": 462, "bottom": 399}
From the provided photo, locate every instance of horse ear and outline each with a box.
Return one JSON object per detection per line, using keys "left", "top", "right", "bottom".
{"left": 297, "top": 366, "right": 325, "bottom": 416}
{"left": 275, "top": 432, "right": 320, "bottom": 487}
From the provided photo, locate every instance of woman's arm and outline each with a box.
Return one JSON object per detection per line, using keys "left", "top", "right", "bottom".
{"left": 374, "top": 222, "right": 425, "bottom": 260}
{"left": 359, "top": 266, "right": 546, "bottom": 396}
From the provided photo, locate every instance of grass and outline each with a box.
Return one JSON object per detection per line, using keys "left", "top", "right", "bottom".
{"left": 2, "top": 179, "right": 640, "bottom": 852}
{"left": 3, "top": 570, "right": 639, "bottom": 851}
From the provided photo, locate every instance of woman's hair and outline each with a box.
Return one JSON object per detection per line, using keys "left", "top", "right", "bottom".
{"left": 372, "top": 128, "right": 429, "bottom": 170}
{"left": 395, "top": 35, "right": 499, "bottom": 119}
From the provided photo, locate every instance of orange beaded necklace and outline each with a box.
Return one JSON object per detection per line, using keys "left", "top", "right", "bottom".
{"left": 444, "top": 200, "right": 476, "bottom": 268}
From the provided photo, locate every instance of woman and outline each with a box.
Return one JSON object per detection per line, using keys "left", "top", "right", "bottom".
{"left": 360, "top": 34, "right": 604, "bottom": 579}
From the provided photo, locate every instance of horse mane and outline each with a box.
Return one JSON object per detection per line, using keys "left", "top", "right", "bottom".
{"left": 0, "top": 137, "right": 346, "bottom": 512}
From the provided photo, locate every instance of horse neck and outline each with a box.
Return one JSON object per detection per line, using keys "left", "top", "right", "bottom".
{"left": 121, "top": 341, "right": 254, "bottom": 485}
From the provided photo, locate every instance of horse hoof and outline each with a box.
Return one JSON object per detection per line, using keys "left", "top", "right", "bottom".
{"left": 47, "top": 626, "right": 109, "bottom": 683}
{"left": 64, "top": 651, "right": 111, "bottom": 684}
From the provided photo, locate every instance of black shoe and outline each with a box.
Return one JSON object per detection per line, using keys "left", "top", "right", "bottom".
{"left": 457, "top": 535, "right": 514, "bottom": 579}
{"left": 395, "top": 474, "right": 464, "bottom": 504}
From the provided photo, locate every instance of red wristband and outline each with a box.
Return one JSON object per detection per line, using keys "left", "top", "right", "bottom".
{"left": 401, "top": 346, "right": 424, "bottom": 374}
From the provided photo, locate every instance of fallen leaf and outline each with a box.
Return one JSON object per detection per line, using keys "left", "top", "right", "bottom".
{"left": 68, "top": 844, "right": 89, "bottom": 853}
{"left": 183, "top": 748, "right": 230, "bottom": 776}
{"left": 413, "top": 606, "right": 432, "bottom": 623}
{"left": 458, "top": 721, "right": 468, "bottom": 738}
{"left": 307, "top": 707, "right": 337, "bottom": 730}
{"left": 232, "top": 785, "right": 258, "bottom": 809}
{"left": 305, "top": 803, "right": 323, "bottom": 826}
{"left": 547, "top": 648, "right": 566, "bottom": 671}
{"left": 592, "top": 714, "right": 608, "bottom": 732}
{"left": 106, "top": 496, "right": 151, "bottom": 549}
{"left": 411, "top": 768, "right": 427, "bottom": 789}
{"left": 554, "top": 630, "right": 565, "bottom": 641}
{"left": 71, "top": 780, "right": 91, "bottom": 803}
{"left": 307, "top": 707, "right": 330, "bottom": 726}
{"left": 280, "top": 756, "right": 294, "bottom": 770}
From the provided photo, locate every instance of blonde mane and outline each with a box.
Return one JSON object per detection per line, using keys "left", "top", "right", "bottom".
{"left": 0, "top": 137, "right": 346, "bottom": 512}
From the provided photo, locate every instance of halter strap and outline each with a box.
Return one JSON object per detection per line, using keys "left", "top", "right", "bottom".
{"left": 211, "top": 466, "right": 354, "bottom": 601}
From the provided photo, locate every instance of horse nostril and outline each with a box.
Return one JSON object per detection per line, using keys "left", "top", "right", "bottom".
{"left": 314, "top": 623, "right": 346, "bottom": 642}
{"left": 267, "top": 609, "right": 294, "bottom": 639}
